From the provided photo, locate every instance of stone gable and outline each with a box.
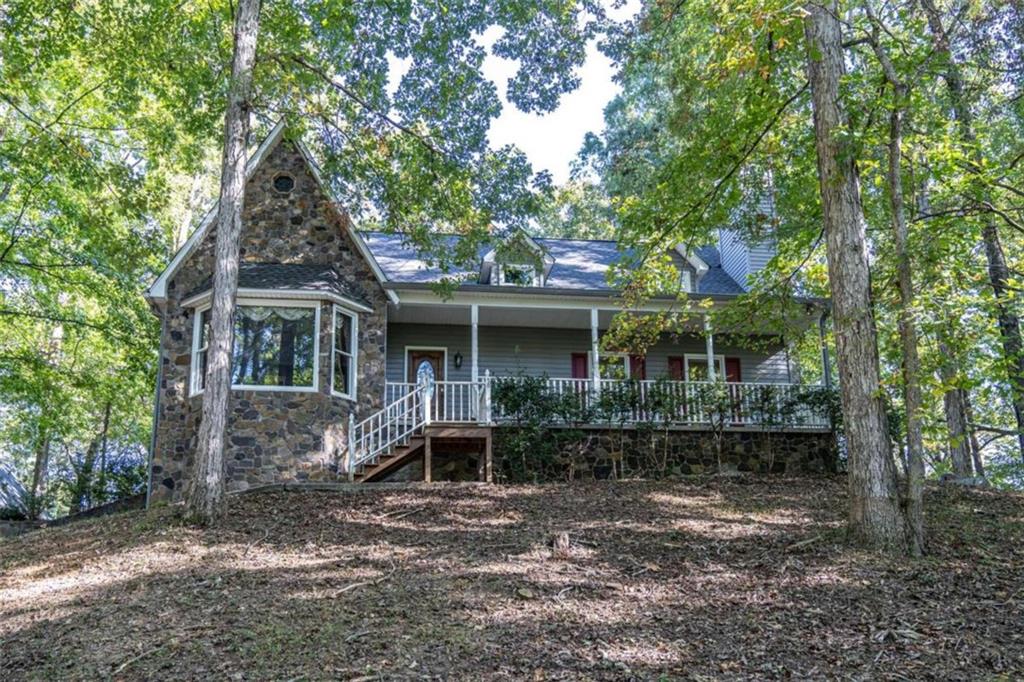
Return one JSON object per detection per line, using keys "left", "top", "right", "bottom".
{"left": 150, "top": 139, "right": 388, "bottom": 502}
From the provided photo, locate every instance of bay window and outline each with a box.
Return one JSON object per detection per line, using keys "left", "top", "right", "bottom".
{"left": 191, "top": 300, "right": 320, "bottom": 394}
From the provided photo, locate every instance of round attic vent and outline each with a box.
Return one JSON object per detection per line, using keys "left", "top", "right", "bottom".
{"left": 272, "top": 173, "right": 295, "bottom": 193}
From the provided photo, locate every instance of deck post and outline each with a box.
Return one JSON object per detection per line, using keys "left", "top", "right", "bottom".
{"left": 470, "top": 304, "right": 479, "bottom": 383}
{"left": 590, "top": 308, "right": 600, "bottom": 396}
{"left": 346, "top": 412, "right": 355, "bottom": 482}
{"left": 482, "top": 369, "right": 492, "bottom": 424}
{"left": 484, "top": 431, "right": 493, "bottom": 482}
{"left": 424, "top": 434, "right": 432, "bottom": 483}
{"left": 704, "top": 314, "right": 716, "bottom": 381}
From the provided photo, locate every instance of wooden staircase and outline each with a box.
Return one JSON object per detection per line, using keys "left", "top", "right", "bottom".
{"left": 343, "top": 381, "right": 492, "bottom": 483}
{"left": 352, "top": 435, "right": 425, "bottom": 482}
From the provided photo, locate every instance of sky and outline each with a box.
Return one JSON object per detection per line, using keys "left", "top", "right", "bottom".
{"left": 388, "top": 2, "right": 638, "bottom": 186}
{"left": 482, "top": 1, "right": 640, "bottom": 184}
{"left": 482, "top": 34, "right": 618, "bottom": 184}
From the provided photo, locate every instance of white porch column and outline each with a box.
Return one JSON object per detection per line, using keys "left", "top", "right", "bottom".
{"left": 704, "top": 314, "right": 716, "bottom": 381}
{"left": 590, "top": 308, "right": 600, "bottom": 393}
{"left": 818, "top": 310, "right": 832, "bottom": 388}
{"left": 470, "top": 304, "right": 479, "bottom": 383}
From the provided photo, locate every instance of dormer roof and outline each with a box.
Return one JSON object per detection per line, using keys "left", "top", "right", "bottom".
{"left": 479, "top": 228, "right": 556, "bottom": 285}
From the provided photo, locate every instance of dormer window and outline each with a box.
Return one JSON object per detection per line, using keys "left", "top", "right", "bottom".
{"left": 480, "top": 228, "right": 554, "bottom": 287}
{"left": 498, "top": 263, "right": 538, "bottom": 287}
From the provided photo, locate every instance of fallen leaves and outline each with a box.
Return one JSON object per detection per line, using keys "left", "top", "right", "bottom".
{"left": 0, "top": 477, "right": 1022, "bottom": 680}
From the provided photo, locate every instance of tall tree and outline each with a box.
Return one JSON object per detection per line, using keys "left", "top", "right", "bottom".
{"left": 803, "top": 0, "right": 908, "bottom": 552}
{"left": 862, "top": 1, "right": 924, "bottom": 553}
{"left": 186, "top": 0, "right": 262, "bottom": 524}
{"left": 920, "top": 0, "right": 1024, "bottom": 462}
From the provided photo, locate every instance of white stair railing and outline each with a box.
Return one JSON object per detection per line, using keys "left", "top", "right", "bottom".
{"left": 343, "top": 384, "right": 427, "bottom": 478}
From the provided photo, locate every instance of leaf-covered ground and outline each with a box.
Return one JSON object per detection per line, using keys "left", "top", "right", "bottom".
{"left": 2, "top": 477, "right": 1023, "bottom": 680}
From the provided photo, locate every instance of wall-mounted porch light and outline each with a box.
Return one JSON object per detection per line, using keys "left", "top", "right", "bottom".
{"left": 453, "top": 351, "right": 463, "bottom": 369}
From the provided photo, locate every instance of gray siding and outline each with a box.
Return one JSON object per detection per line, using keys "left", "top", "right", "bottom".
{"left": 718, "top": 228, "right": 748, "bottom": 289}
{"left": 386, "top": 323, "right": 792, "bottom": 384}
{"left": 717, "top": 228, "right": 775, "bottom": 291}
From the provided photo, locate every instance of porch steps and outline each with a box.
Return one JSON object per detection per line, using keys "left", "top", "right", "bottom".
{"left": 352, "top": 435, "right": 426, "bottom": 483}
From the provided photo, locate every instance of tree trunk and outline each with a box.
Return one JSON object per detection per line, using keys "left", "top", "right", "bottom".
{"left": 962, "top": 390, "right": 986, "bottom": 478}
{"left": 803, "top": 1, "right": 908, "bottom": 553}
{"left": 885, "top": 102, "right": 924, "bottom": 555}
{"left": 186, "top": 0, "right": 262, "bottom": 524}
{"left": 96, "top": 400, "right": 111, "bottom": 503}
{"left": 74, "top": 438, "right": 101, "bottom": 512}
{"left": 938, "top": 338, "right": 973, "bottom": 476}
{"left": 29, "top": 434, "right": 50, "bottom": 519}
{"left": 920, "top": 0, "right": 1024, "bottom": 463}
{"left": 865, "top": 8, "right": 924, "bottom": 553}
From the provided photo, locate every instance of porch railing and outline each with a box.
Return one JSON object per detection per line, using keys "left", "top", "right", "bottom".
{"left": 342, "top": 384, "right": 426, "bottom": 477}
{"left": 383, "top": 377, "right": 833, "bottom": 430}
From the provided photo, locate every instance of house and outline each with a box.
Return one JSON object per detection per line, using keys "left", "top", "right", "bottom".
{"left": 144, "top": 123, "right": 835, "bottom": 501}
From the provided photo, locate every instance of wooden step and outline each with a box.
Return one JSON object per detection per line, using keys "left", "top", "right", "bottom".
{"left": 355, "top": 436, "right": 426, "bottom": 483}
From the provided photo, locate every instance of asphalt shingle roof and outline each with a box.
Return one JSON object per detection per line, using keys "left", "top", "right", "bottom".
{"left": 357, "top": 232, "right": 745, "bottom": 295}
{"left": 186, "top": 263, "right": 372, "bottom": 307}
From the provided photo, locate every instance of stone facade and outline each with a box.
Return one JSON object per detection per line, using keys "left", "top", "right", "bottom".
{"left": 493, "top": 427, "right": 837, "bottom": 482}
{"left": 150, "top": 139, "right": 388, "bottom": 502}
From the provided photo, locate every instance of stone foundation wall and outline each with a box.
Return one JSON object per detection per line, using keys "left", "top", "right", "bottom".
{"left": 493, "top": 428, "right": 837, "bottom": 482}
{"left": 150, "top": 139, "right": 387, "bottom": 502}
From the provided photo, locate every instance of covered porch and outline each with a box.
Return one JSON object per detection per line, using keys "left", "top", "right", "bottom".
{"left": 382, "top": 296, "right": 834, "bottom": 432}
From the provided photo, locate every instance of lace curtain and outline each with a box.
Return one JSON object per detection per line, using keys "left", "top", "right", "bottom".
{"left": 237, "top": 305, "right": 313, "bottom": 322}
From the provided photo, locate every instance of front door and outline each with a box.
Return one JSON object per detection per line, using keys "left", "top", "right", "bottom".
{"left": 407, "top": 350, "right": 445, "bottom": 384}
{"left": 408, "top": 350, "right": 445, "bottom": 419}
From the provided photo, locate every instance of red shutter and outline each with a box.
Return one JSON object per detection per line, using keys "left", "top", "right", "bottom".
{"left": 629, "top": 355, "right": 647, "bottom": 380}
{"left": 571, "top": 353, "right": 589, "bottom": 379}
{"left": 667, "top": 357, "right": 684, "bottom": 381}
{"left": 725, "top": 358, "right": 742, "bottom": 383}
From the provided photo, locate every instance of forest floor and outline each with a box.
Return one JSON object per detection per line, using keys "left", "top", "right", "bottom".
{"left": 1, "top": 476, "right": 1023, "bottom": 680}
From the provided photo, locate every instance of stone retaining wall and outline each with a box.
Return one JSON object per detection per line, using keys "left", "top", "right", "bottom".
{"left": 493, "top": 428, "right": 837, "bottom": 481}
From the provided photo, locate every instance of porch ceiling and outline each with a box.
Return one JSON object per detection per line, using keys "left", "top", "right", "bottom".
{"left": 388, "top": 299, "right": 821, "bottom": 335}
{"left": 390, "top": 302, "right": 613, "bottom": 329}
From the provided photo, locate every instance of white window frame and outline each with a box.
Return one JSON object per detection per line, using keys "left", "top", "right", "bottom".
{"left": 497, "top": 263, "right": 539, "bottom": 287}
{"left": 331, "top": 304, "right": 359, "bottom": 400}
{"left": 190, "top": 297, "right": 321, "bottom": 396}
{"left": 683, "top": 353, "right": 726, "bottom": 382}
{"left": 589, "top": 351, "right": 631, "bottom": 379}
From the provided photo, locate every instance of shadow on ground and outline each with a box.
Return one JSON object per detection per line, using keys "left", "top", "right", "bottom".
{"left": 1, "top": 476, "right": 1022, "bottom": 680}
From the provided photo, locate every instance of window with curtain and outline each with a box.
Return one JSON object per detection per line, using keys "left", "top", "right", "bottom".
{"left": 192, "top": 304, "right": 317, "bottom": 392}
{"left": 332, "top": 306, "right": 357, "bottom": 398}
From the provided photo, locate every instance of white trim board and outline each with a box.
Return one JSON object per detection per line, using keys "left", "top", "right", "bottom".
{"left": 181, "top": 287, "right": 373, "bottom": 314}
{"left": 403, "top": 346, "right": 448, "bottom": 383}
{"left": 674, "top": 245, "right": 710, "bottom": 280}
